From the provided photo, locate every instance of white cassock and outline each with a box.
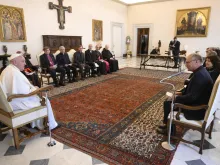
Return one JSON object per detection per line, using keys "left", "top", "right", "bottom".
{"left": 0, "top": 64, "right": 58, "bottom": 130}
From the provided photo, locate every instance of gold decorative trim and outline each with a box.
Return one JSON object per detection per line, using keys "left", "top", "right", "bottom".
{"left": 174, "top": 7, "right": 211, "bottom": 37}
{"left": 0, "top": 4, "right": 27, "bottom": 42}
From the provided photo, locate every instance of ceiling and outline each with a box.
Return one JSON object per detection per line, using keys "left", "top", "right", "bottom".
{"left": 112, "top": 0, "right": 175, "bottom": 5}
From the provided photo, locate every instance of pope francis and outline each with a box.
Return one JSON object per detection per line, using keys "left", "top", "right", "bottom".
{"left": 0, "top": 53, "right": 58, "bottom": 130}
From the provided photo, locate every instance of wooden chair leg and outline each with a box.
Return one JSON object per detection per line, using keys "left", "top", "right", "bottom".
{"left": 199, "top": 131, "right": 205, "bottom": 154}
{"left": 12, "top": 128, "right": 20, "bottom": 149}
{"left": 41, "top": 76, "right": 43, "bottom": 86}
{"left": 209, "top": 120, "right": 214, "bottom": 139}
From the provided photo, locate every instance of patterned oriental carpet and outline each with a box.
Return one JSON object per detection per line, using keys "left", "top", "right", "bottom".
{"left": 50, "top": 68, "right": 189, "bottom": 165}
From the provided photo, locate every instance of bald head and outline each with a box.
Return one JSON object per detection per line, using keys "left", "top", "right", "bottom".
{"left": 105, "top": 45, "right": 109, "bottom": 50}
{"left": 10, "top": 55, "right": 26, "bottom": 71}
{"left": 185, "top": 53, "right": 202, "bottom": 71}
{"left": 59, "top": 46, "right": 65, "bottom": 53}
{"left": 88, "top": 44, "right": 93, "bottom": 50}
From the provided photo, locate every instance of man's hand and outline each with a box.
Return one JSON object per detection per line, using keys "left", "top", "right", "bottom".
{"left": 176, "top": 91, "right": 182, "bottom": 96}
{"left": 50, "top": 65, "right": 57, "bottom": 69}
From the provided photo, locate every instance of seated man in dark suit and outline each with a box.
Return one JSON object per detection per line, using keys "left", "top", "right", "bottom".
{"left": 40, "top": 47, "right": 66, "bottom": 87}
{"left": 85, "top": 44, "right": 100, "bottom": 77}
{"left": 73, "top": 45, "right": 90, "bottom": 80}
{"left": 102, "top": 45, "right": 119, "bottom": 72}
{"left": 157, "top": 53, "right": 213, "bottom": 135}
{"left": 56, "top": 46, "right": 78, "bottom": 83}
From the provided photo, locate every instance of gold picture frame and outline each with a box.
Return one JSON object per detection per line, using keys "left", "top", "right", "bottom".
{"left": 0, "top": 5, "right": 27, "bottom": 42}
{"left": 175, "top": 7, "right": 211, "bottom": 37}
{"left": 92, "top": 19, "right": 103, "bottom": 41}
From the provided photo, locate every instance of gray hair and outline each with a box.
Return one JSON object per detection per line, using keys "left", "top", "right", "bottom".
{"left": 189, "top": 53, "right": 203, "bottom": 63}
{"left": 59, "top": 46, "right": 65, "bottom": 50}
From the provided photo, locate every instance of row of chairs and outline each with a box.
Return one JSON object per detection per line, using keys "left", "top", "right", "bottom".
{"left": 36, "top": 49, "right": 90, "bottom": 86}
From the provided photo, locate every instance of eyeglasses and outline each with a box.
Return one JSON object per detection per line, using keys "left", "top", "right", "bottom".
{"left": 186, "top": 60, "right": 197, "bottom": 64}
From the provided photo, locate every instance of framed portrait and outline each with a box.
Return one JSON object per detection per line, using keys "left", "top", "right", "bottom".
{"left": 0, "top": 5, "right": 27, "bottom": 42}
{"left": 175, "top": 7, "right": 211, "bottom": 37}
{"left": 92, "top": 19, "right": 103, "bottom": 41}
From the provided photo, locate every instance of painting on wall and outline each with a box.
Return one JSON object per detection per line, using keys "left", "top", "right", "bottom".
{"left": 0, "top": 5, "right": 27, "bottom": 42}
{"left": 175, "top": 7, "right": 211, "bottom": 37}
{"left": 92, "top": 19, "right": 103, "bottom": 41}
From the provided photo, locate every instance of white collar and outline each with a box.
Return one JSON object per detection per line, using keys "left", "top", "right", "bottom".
{"left": 10, "top": 64, "right": 21, "bottom": 72}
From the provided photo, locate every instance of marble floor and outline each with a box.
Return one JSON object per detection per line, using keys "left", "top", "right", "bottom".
{"left": 0, "top": 57, "right": 220, "bottom": 165}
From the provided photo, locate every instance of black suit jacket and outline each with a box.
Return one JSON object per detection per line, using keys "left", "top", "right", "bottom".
{"left": 102, "top": 48, "right": 113, "bottom": 60}
{"left": 85, "top": 49, "right": 93, "bottom": 63}
{"left": 169, "top": 40, "right": 180, "bottom": 56}
{"left": 40, "top": 53, "right": 57, "bottom": 69}
{"left": 176, "top": 66, "right": 213, "bottom": 120}
{"left": 56, "top": 53, "right": 71, "bottom": 67}
{"left": 74, "top": 51, "right": 85, "bottom": 65}
{"left": 93, "top": 50, "right": 103, "bottom": 59}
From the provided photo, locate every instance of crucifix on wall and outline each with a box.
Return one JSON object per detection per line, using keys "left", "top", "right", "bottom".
{"left": 49, "top": 0, "right": 72, "bottom": 29}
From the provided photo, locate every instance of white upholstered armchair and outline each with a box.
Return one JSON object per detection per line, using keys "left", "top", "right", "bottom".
{"left": 169, "top": 75, "right": 220, "bottom": 154}
{"left": 0, "top": 83, "right": 53, "bottom": 149}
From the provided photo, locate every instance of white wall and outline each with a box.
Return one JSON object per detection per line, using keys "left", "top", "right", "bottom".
{"left": 0, "top": 0, "right": 127, "bottom": 64}
{"left": 127, "top": 0, "right": 220, "bottom": 57}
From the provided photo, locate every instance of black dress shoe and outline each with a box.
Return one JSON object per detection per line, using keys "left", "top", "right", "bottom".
{"left": 59, "top": 83, "right": 65, "bottom": 86}
{"left": 158, "top": 123, "right": 167, "bottom": 129}
{"left": 73, "top": 78, "right": 78, "bottom": 82}
{"left": 156, "top": 127, "right": 176, "bottom": 136}
{"left": 157, "top": 128, "right": 167, "bottom": 135}
{"left": 54, "top": 84, "right": 60, "bottom": 87}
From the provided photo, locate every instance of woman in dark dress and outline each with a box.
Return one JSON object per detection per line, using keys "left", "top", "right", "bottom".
{"left": 205, "top": 51, "right": 220, "bottom": 83}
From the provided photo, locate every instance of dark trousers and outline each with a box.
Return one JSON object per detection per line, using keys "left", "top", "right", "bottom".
{"left": 61, "top": 66, "right": 78, "bottom": 80}
{"left": 48, "top": 67, "right": 66, "bottom": 84}
{"left": 74, "top": 63, "right": 90, "bottom": 78}
{"left": 107, "top": 59, "right": 119, "bottom": 72}
{"left": 87, "top": 62, "right": 99, "bottom": 75}
{"left": 172, "top": 50, "right": 179, "bottom": 66}
{"left": 163, "top": 101, "right": 179, "bottom": 124}
{"left": 96, "top": 61, "right": 106, "bottom": 74}
{"left": 22, "top": 71, "right": 41, "bottom": 88}
{"left": 27, "top": 73, "right": 41, "bottom": 88}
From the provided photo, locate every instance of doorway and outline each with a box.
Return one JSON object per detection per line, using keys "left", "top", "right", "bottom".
{"left": 137, "top": 28, "right": 149, "bottom": 55}
{"left": 111, "top": 22, "right": 124, "bottom": 58}
{"left": 112, "top": 26, "right": 122, "bottom": 58}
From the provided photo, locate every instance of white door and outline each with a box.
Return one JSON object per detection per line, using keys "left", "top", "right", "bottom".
{"left": 112, "top": 26, "right": 122, "bottom": 58}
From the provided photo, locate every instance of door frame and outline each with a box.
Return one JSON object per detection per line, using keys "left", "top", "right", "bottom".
{"left": 133, "top": 23, "right": 153, "bottom": 56}
{"left": 111, "top": 22, "right": 125, "bottom": 57}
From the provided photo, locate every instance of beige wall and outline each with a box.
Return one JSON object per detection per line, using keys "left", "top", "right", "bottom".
{"left": 0, "top": 0, "right": 127, "bottom": 64}
{"left": 127, "top": 0, "right": 220, "bottom": 56}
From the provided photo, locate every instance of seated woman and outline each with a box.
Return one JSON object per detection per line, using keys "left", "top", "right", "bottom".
{"left": 180, "top": 51, "right": 220, "bottom": 95}
{"left": 205, "top": 51, "right": 220, "bottom": 83}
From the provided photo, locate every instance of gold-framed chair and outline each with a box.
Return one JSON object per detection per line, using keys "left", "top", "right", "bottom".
{"left": 169, "top": 75, "right": 220, "bottom": 154}
{"left": 0, "top": 83, "right": 53, "bottom": 149}
{"left": 36, "top": 51, "right": 60, "bottom": 86}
